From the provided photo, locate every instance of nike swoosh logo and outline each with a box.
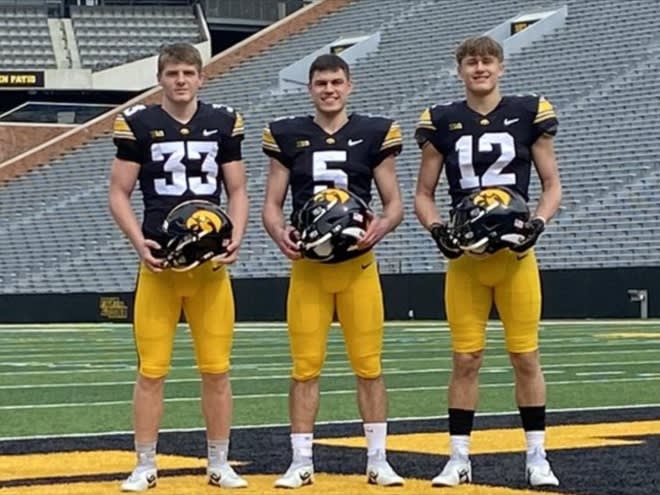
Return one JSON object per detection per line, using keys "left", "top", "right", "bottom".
{"left": 348, "top": 138, "right": 363, "bottom": 146}
{"left": 504, "top": 118, "right": 519, "bottom": 126}
{"left": 361, "top": 262, "right": 373, "bottom": 270}
{"left": 203, "top": 129, "right": 218, "bottom": 136}
{"left": 516, "top": 253, "right": 529, "bottom": 260}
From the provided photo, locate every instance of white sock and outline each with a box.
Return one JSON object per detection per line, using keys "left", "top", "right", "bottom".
{"left": 135, "top": 441, "right": 157, "bottom": 470}
{"left": 207, "top": 439, "right": 229, "bottom": 467}
{"left": 449, "top": 435, "right": 470, "bottom": 461}
{"left": 526, "top": 431, "right": 546, "bottom": 460}
{"left": 291, "top": 433, "right": 313, "bottom": 463}
{"left": 364, "top": 422, "right": 387, "bottom": 458}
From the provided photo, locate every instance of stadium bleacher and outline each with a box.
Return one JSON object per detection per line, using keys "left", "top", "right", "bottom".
{"left": 71, "top": 4, "right": 202, "bottom": 71}
{"left": 1, "top": 0, "right": 659, "bottom": 293}
{"left": 0, "top": 5, "right": 56, "bottom": 69}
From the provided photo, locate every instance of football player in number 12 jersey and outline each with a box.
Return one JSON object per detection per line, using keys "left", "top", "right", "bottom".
{"left": 109, "top": 42, "right": 248, "bottom": 491}
{"left": 414, "top": 36, "right": 562, "bottom": 488}
{"left": 262, "top": 54, "right": 405, "bottom": 488}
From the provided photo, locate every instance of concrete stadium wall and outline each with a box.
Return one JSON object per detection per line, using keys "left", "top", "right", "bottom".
{"left": 1, "top": 267, "right": 658, "bottom": 323}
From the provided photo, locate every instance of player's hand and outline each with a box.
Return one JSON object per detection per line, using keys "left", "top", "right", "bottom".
{"left": 357, "top": 212, "right": 388, "bottom": 249}
{"left": 138, "top": 239, "right": 165, "bottom": 272}
{"left": 508, "top": 217, "right": 546, "bottom": 253}
{"left": 429, "top": 222, "right": 462, "bottom": 259}
{"left": 211, "top": 237, "right": 240, "bottom": 265}
{"left": 276, "top": 225, "right": 302, "bottom": 260}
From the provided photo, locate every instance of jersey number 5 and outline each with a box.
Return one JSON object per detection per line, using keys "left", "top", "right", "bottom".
{"left": 313, "top": 150, "right": 348, "bottom": 193}
{"left": 151, "top": 141, "right": 219, "bottom": 196}
{"left": 456, "top": 132, "right": 516, "bottom": 188}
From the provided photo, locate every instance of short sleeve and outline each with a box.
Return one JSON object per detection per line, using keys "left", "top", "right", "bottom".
{"left": 262, "top": 123, "right": 289, "bottom": 167}
{"left": 532, "top": 96, "right": 558, "bottom": 140}
{"left": 112, "top": 113, "right": 141, "bottom": 163}
{"left": 218, "top": 112, "right": 244, "bottom": 164}
{"left": 415, "top": 107, "right": 445, "bottom": 153}
{"left": 373, "top": 120, "right": 402, "bottom": 167}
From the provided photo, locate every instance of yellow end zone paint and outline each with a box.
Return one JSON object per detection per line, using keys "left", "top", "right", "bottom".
{"left": 0, "top": 451, "right": 246, "bottom": 481}
{"left": 1, "top": 474, "right": 565, "bottom": 495}
{"left": 316, "top": 420, "right": 660, "bottom": 455}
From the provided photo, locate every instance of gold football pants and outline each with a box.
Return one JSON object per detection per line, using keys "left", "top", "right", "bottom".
{"left": 287, "top": 251, "right": 384, "bottom": 380}
{"left": 445, "top": 249, "right": 541, "bottom": 353}
{"left": 133, "top": 262, "right": 235, "bottom": 378}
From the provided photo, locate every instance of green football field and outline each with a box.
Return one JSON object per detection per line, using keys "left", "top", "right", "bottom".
{"left": 1, "top": 320, "right": 659, "bottom": 439}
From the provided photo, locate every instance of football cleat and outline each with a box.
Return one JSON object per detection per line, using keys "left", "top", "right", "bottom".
{"left": 527, "top": 459, "right": 560, "bottom": 487}
{"left": 274, "top": 462, "right": 314, "bottom": 488}
{"left": 367, "top": 460, "right": 404, "bottom": 486}
{"left": 120, "top": 467, "right": 157, "bottom": 492}
{"left": 208, "top": 464, "right": 248, "bottom": 488}
{"left": 431, "top": 458, "right": 472, "bottom": 487}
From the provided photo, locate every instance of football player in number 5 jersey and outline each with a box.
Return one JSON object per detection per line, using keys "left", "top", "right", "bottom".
{"left": 108, "top": 43, "right": 248, "bottom": 491}
{"left": 262, "top": 54, "right": 405, "bottom": 488}
{"left": 414, "top": 36, "right": 561, "bottom": 488}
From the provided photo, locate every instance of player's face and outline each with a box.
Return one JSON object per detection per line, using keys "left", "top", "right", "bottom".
{"left": 158, "top": 62, "right": 203, "bottom": 105}
{"left": 308, "top": 69, "right": 352, "bottom": 115}
{"left": 458, "top": 55, "right": 503, "bottom": 96}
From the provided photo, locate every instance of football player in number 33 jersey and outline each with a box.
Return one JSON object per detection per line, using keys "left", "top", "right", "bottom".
{"left": 108, "top": 42, "right": 248, "bottom": 491}
{"left": 414, "top": 36, "right": 562, "bottom": 488}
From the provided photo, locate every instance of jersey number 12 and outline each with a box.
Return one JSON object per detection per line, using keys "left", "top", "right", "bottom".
{"left": 456, "top": 132, "right": 516, "bottom": 188}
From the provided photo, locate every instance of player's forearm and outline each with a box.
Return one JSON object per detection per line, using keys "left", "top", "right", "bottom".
{"left": 262, "top": 203, "right": 286, "bottom": 241}
{"left": 226, "top": 188, "right": 248, "bottom": 243}
{"left": 108, "top": 189, "right": 144, "bottom": 249}
{"left": 534, "top": 178, "right": 562, "bottom": 222}
{"left": 414, "top": 192, "right": 442, "bottom": 230}
{"left": 380, "top": 198, "right": 403, "bottom": 233}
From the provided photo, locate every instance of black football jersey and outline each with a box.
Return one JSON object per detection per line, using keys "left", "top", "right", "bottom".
{"left": 415, "top": 95, "right": 558, "bottom": 205}
{"left": 113, "top": 101, "right": 244, "bottom": 243}
{"left": 262, "top": 113, "right": 402, "bottom": 213}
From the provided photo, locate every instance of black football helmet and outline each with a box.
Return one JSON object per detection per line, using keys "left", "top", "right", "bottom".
{"left": 293, "top": 187, "right": 370, "bottom": 262}
{"left": 161, "top": 200, "right": 233, "bottom": 271}
{"left": 451, "top": 187, "right": 530, "bottom": 254}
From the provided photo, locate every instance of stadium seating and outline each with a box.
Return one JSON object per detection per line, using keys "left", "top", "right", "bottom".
{"left": 1, "top": 0, "right": 659, "bottom": 293}
{"left": 0, "top": 5, "right": 56, "bottom": 69}
{"left": 70, "top": 5, "right": 202, "bottom": 70}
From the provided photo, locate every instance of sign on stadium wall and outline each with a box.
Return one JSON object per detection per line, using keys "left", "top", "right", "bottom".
{"left": 0, "top": 71, "right": 45, "bottom": 88}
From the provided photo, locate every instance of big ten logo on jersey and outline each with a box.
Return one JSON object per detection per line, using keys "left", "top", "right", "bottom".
{"left": 123, "top": 104, "right": 146, "bottom": 117}
{"left": 151, "top": 141, "right": 219, "bottom": 196}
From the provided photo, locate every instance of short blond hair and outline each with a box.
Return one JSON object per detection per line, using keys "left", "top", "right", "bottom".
{"left": 157, "top": 42, "right": 202, "bottom": 75}
{"left": 456, "top": 36, "right": 504, "bottom": 65}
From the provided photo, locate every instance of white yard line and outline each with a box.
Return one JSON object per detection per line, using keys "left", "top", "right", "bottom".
{"left": 0, "top": 348, "right": 657, "bottom": 377}
{"left": 1, "top": 376, "right": 658, "bottom": 412}
{"left": 2, "top": 359, "right": 656, "bottom": 390}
